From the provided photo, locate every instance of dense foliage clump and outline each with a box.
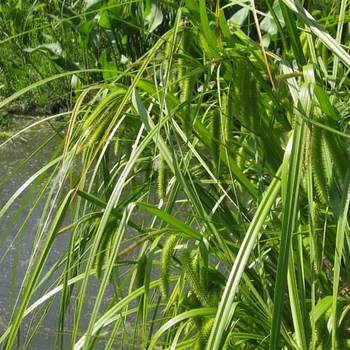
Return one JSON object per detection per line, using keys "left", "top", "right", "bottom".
{"left": 1, "top": 0, "right": 350, "bottom": 349}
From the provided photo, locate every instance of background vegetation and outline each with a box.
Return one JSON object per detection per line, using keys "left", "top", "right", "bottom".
{"left": 1, "top": 0, "right": 350, "bottom": 349}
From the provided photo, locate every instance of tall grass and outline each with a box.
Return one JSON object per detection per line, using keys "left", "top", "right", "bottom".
{"left": 1, "top": 0, "right": 350, "bottom": 349}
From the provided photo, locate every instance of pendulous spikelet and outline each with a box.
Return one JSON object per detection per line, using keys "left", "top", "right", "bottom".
{"left": 194, "top": 318, "right": 214, "bottom": 350}
{"left": 157, "top": 153, "right": 167, "bottom": 199}
{"left": 178, "top": 28, "right": 193, "bottom": 135}
{"left": 160, "top": 234, "right": 179, "bottom": 299}
{"left": 182, "top": 249, "right": 209, "bottom": 306}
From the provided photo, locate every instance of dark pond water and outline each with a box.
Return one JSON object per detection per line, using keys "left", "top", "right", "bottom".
{"left": 0, "top": 118, "right": 116, "bottom": 349}
{"left": 0, "top": 117, "right": 166, "bottom": 349}
{"left": 0, "top": 118, "right": 61, "bottom": 348}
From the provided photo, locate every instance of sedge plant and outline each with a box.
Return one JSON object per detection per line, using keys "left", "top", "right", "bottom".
{"left": 1, "top": 0, "right": 350, "bottom": 349}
